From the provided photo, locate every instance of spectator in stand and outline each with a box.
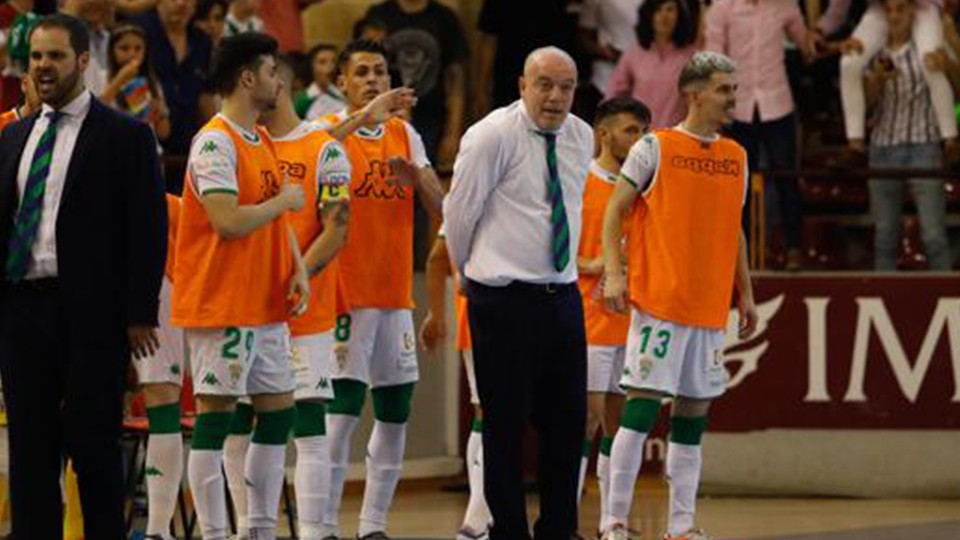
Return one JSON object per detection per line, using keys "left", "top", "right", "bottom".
{"left": 605, "top": 0, "right": 698, "bottom": 128}
{"left": 102, "top": 22, "right": 171, "bottom": 141}
{"left": 191, "top": 0, "right": 225, "bottom": 45}
{"left": 353, "top": 14, "right": 388, "bottom": 42}
{"left": 814, "top": 0, "right": 960, "bottom": 168}
{"left": 706, "top": 0, "right": 816, "bottom": 271}
{"left": 257, "top": 0, "right": 326, "bottom": 53}
{"left": 362, "top": 0, "right": 468, "bottom": 169}
{"left": 0, "top": 0, "right": 35, "bottom": 109}
{"left": 865, "top": 0, "right": 952, "bottom": 271}
{"left": 475, "top": 0, "right": 578, "bottom": 116}
{"left": 60, "top": 0, "right": 113, "bottom": 96}
{"left": 132, "top": 0, "right": 215, "bottom": 160}
{"left": 294, "top": 43, "right": 345, "bottom": 120}
{"left": 577, "top": 0, "right": 644, "bottom": 121}
{"left": 222, "top": 0, "right": 261, "bottom": 37}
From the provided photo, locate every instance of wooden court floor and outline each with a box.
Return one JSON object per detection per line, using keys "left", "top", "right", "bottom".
{"left": 277, "top": 477, "right": 960, "bottom": 539}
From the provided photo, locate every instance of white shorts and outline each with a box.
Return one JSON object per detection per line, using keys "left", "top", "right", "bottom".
{"left": 587, "top": 345, "right": 627, "bottom": 395}
{"left": 132, "top": 278, "right": 185, "bottom": 386}
{"left": 332, "top": 309, "right": 419, "bottom": 388}
{"left": 620, "top": 308, "right": 726, "bottom": 400}
{"left": 187, "top": 323, "right": 296, "bottom": 397}
{"left": 292, "top": 331, "right": 335, "bottom": 401}
{"left": 461, "top": 349, "right": 480, "bottom": 406}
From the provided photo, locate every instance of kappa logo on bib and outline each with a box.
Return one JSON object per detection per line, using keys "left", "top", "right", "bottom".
{"left": 355, "top": 159, "right": 407, "bottom": 200}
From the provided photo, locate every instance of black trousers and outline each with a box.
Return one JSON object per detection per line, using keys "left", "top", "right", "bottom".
{"left": 0, "top": 280, "right": 128, "bottom": 539}
{"left": 467, "top": 280, "right": 587, "bottom": 540}
{"left": 727, "top": 112, "right": 804, "bottom": 250}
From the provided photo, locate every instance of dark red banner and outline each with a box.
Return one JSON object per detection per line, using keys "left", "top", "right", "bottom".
{"left": 711, "top": 274, "right": 960, "bottom": 431}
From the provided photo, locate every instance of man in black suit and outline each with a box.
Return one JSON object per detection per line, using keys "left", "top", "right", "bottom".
{"left": 0, "top": 14, "right": 167, "bottom": 539}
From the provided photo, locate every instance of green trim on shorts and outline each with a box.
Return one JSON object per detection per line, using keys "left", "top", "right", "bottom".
{"left": 192, "top": 412, "right": 233, "bottom": 450}
{"left": 147, "top": 403, "right": 182, "bottom": 434}
{"left": 252, "top": 407, "right": 297, "bottom": 445}
{"left": 670, "top": 416, "right": 708, "bottom": 445}
{"left": 599, "top": 436, "right": 614, "bottom": 456}
{"left": 294, "top": 400, "right": 327, "bottom": 438}
{"left": 229, "top": 401, "right": 255, "bottom": 435}
{"left": 620, "top": 397, "right": 661, "bottom": 434}
{"left": 328, "top": 379, "right": 367, "bottom": 416}
{"left": 372, "top": 382, "right": 415, "bottom": 423}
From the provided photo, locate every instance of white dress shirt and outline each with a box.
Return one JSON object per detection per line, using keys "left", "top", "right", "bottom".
{"left": 16, "top": 90, "right": 93, "bottom": 279}
{"left": 443, "top": 100, "right": 594, "bottom": 286}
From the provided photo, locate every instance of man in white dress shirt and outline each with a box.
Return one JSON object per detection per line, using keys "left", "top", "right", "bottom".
{"left": 443, "top": 46, "right": 594, "bottom": 540}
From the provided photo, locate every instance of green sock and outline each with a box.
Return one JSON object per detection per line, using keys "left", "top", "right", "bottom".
{"left": 146, "top": 403, "right": 181, "bottom": 434}
{"left": 670, "top": 416, "right": 708, "bottom": 445}
{"left": 252, "top": 407, "right": 297, "bottom": 445}
{"left": 192, "top": 412, "right": 233, "bottom": 450}
{"left": 621, "top": 398, "right": 661, "bottom": 433}
{"left": 599, "top": 435, "right": 614, "bottom": 457}
{"left": 294, "top": 401, "right": 326, "bottom": 438}
{"left": 229, "top": 401, "right": 255, "bottom": 435}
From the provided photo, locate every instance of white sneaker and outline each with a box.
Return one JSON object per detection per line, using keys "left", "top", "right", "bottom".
{"left": 663, "top": 529, "right": 711, "bottom": 540}
{"left": 601, "top": 524, "right": 632, "bottom": 540}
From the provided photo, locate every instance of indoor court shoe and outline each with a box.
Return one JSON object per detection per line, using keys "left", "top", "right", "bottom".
{"left": 601, "top": 524, "right": 632, "bottom": 540}
{"left": 663, "top": 529, "right": 711, "bottom": 540}
{"left": 456, "top": 525, "right": 490, "bottom": 539}
{"left": 357, "top": 532, "right": 391, "bottom": 540}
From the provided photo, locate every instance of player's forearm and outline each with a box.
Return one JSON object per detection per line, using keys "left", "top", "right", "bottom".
{"left": 425, "top": 240, "right": 451, "bottom": 317}
{"left": 205, "top": 195, "right": 289, "bottom": 239}
{"left": 414, "top": 167, "right": 445, "bottom": 218}
{"left": 328, "top": 109, "right": 374, "bottom": 142}
{"left": 601, "top": 188, "right": 632, "bottom": 279}
{"left": 735, "top": 231, "right": 754, "bottom": 302}
{"left": 303, "top": 212, "right": 348, "bottom": 276}
{"left": 288, "top": 225, "right": 309, "bottom": 279}
{"left": 577, "top": 256, "right": 603, "bottom": 276}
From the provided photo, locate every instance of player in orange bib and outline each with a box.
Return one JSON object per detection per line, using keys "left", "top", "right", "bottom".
{"left": 318, "top": 39, "right": 445, "bottom": 540}
{"left": 171, "top": 33, "right": 310, "bottom": 540}
{"left": 420, "top": 226, "right": 491, "bottom": 540}
{"left": 599, "top": 52, "right": 758, "bottom": 540}
{"left": 574, "top": 98, "right": 650, "bottom": 532}
{"left": 258, "top": 54, "right": 353, "bottom": 540}
{"left": 129, "top": 193, "right": 188, "bottom": 540}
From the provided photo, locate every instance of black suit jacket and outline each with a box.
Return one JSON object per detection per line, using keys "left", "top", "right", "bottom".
{"left": 0, "top": 97, "right": 167, "bottom": 339}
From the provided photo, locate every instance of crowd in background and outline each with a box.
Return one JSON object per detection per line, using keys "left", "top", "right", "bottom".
{"left": 1, "top": 0, "right": 957, "bottom": 271}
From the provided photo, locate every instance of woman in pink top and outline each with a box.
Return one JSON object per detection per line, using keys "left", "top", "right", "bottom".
{"left": 605, "top": 0, "right": 698, "bottom": 128}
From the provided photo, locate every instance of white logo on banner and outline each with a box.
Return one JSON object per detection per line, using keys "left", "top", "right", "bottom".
{"left": 721, "top": 294, "right": 786, "bottom": 390}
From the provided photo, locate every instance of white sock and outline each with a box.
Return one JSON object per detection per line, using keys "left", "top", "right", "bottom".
{"left": 462, "top": 430, "right": 491, "bottom": 531}
{"left": 577, "top": 453, "right": 589, "bottom": 505}
{"left": 605, "top": 428, "right": 647, "bottom": 529}
{"left": 597, "top": 451, "right": 611, "bottom": 533}
{"left": 666, "top": 442, "right": 702, "bottom": 535}
{"left": 295, "top": 435, "right": 330, "bottom": 540}
{"left": 324, "top": 413, "right": 360, "bottom": 532}
{"left": 357, "top": 420, "right": 406, "bottom": 537}
{"left": 223, "top": 434, "right": 251, "bottom": 535}
{"left": 188, "top": 449, "right": 229, "bottom": 540}
{"left": 245, "top": 442, "right": 287, "bottom": 531}
{"left": 145, "top": 432, "right": 184, "bottom": 537}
